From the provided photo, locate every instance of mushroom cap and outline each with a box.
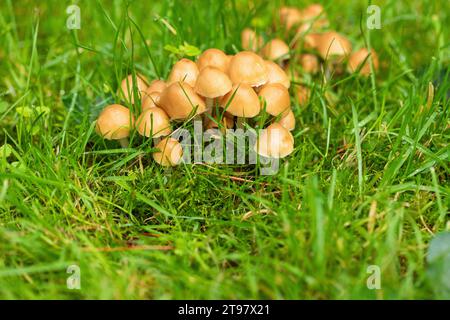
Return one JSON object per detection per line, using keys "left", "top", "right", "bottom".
{"left": 159, "top": 81, "right": 206, "bottom": 120}
{"left": 118, "top": 74, "right": 149, "bottom": 105}
{"left": 299, "top": 54, "right": 319, "bottom": 73}
{"left": 348, "top": 48, "right": 379, "bottom": 76}
{"left": 279, "top": 7, "right": 302, "bottom": 30}
{"left": 276, "top": 109, "right": 295, "bottom": 131}
{"left": 220, "top": 83, "right": 260, "bottom": 118}
{"left": 261, "top": 38, "right": 290, "bottom": 61}
{"left": 317, "top": 31, "right": 352, "bottom": 61}
{"left": 146, "top": 79, "right": 167, "bottom": 94}
{"left": 167, "top": 58, "right": 199, "bottom": 87}
{"left": 302, "top": 33, "right": 322, "bottom": 50}
{"left": 241, "top": 28, "right": 264, "bottom": 51}
{"left": 205, "top": 113, "right": 234, "bottom": 130}
{"left": 136, "top": 107, "right": 172, "bottom": 138}
{"left": 141, "top": 91, "right": 161, "bottom": 110}
{"left": 296, "top": 85, "right": 311, "bottom": 106}
{"left": 153, "top": 137, "right": 183, "bottom": 167}
{"left": 196, "top": 48, "right": 229, "bottom": 73}
{"left": 194, "top": 67, "right": 232, "bottom": 98}
{"left": 265, "top": 60, "right": 290, "bottom": 89}
{"left": 255, "top": 123, "right": 294, "bottom": 158}
{"left": 96, "top": 104, "right": 134, "bottom": 140}
{"left": 301, "top": 4, "right": 326, "bottom": 21}
{"left": 258, "top": 83, "right": 290, "bottom": 116}
{"left": 228, "top": 51, "right": 268, "bottom": 87}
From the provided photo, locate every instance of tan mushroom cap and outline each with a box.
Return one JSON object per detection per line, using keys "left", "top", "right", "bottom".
{"left": 255, "top": 123, "right": 294, "bottom": 158}
{"left": 296, "top": 85, "right": 311, "bottom": 106}
{"left": 167, "top": 58, "right": 199, "bottom": 87}
{"left": 265, "top": 60, "right": 290, "bottom": 89}
{"left": 96, "top": 104, "right": 134, "bottom": 140}
{"left": 302, "top": 32, "right": 322, "bottom": 50}
{"left": 195, "top": 67, "right": 232, "bottom": 98}
{"left": 348, "top": 48, "right": 379, "bottom": 76}
{"left": 220, "top": 84, "right": 260, "bottom": 118}
{"left": 153, "top": 137, "right": 183, "bottom": 167}
{"left": 159, "top": 81, "right": 206, "bottom": 120}
{"left": 228, "top": 51, "right": 268, "bottom": 87}
{"left": 141, "top": 91, "right": 161, "bottom": 110}
{"left": 118, "top": 74, "right": 149, "bottom": 105}
{"left": 261, "top": 39, "right": 290, "bottom": 61}
{"left": 136, "top": 107, "right": 171, "bottom": 138}
{"left": 276, "top": 109, "right": 295, "bottom": 131}
{"left": 299, "top": 54, "right": 319, "bottom": 73}
{"left": 241, "top": 28, "right": 264, "bottom": 52}
{"left": 317, "top": 31, "right": 352, "bottom": 61}
{"left": 279, "top": 7, "right": 302, "bottom": 30}
{"left": 146, "top": 79, "right": 167, "bottom": 94}
{"left": 196, "top": 48, "right": 229, "bottom": 73}
{"left": 258, "top": 83, "right": 290, "bottom": 116}
{"left": 301, "top": 4, "right": 327, "bottom": 22}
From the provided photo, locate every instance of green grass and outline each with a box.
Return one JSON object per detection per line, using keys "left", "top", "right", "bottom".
{"left": 0, "top": 0, "right": 449, "bottom": 299}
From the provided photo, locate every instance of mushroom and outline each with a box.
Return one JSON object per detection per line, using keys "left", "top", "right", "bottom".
{"left": 348, "top": 48, "right": 379, "bottom": 76}
{"left": 220, "top": 83, "right": 260, "bottom": 127}
{"left": 275, "top": 109, "right": 295, "bottom": 131}
{"left": 317, "top": 31, "right": 352, "bottom": 62}
{"left": 194, "top": 66, "right": 232, "bottom": 112}
{"left": 258, "top": 83, "right": 291, "bottom": 116}
{"left": 278, "top": 6, "right": 302, "bottom": 31}
{"left": 146, "top": 79, "right": 167, "bottom": 94}
{"left": 118, "top": 74, "right": 149, "bottom": 105}
{"left": 135, "top": 107, "right": 172, "bottom": 139}
{"left": 302, "top": 32, "right": 322, "bottom": 50}
{"left": 153, "top": 137, "right": 183, "bottom": 167}
{"left": 141, "top": 91, "right": 161, "bottom": 110}
{"left": 96, "top": 104, "right": 135, "bottom": 148}
{"left": 299, "top": 4, "right": 328, "bottom": 30}
{"left": 265, "top": 60, "right": 290, "bottom": 89}
{"left": 228, "top": 51, "right": 268, "bottom": 88}
{"left": 261, "top": 38, "right": 290, "bottom": 64}
{"left": 241, "top": 28, "right": 264, "bottom": 52}
{"left": 159, "top": 81, "right": 206, "bottom": 120}
{"left": 296, "top": 85, "right": 311, "bottom": 106}
{"left": 196, "top": 48, "right": 230, "bottom": 73}
{"left": 167, "top": 58, "right": 199, "bottom": 87}
{"left": 299, "top": 54, "right": 319, "bottom": 74}
{"left": 255, "top": 123, "right": 294, "bottom": 158}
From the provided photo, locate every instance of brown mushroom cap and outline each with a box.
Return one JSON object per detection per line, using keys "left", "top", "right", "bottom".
{"left": 220, "top": 83, "right": 260, "bottom": 118}
{"left": 136, "top": 107, "right": 171, "bottom": 138}
{"left": 255, "top": 123, "right": 294, "bottom": 158}
{"left": 276, "top": 109, "right": 295, "bottom": 131}
{"left": 153, "top": 137, "right": 183, "bottom": 166}
{"left": 279, "top": 7, "right": 302, "bottom": 30}
{"left": 195, "top": 67, "right": 232, "bottom": 98}
{"left": 302, "top": 32, "right": 322, "bottom": 50}
{"left": 261, "top": 39, "right": 290, "bottom": 61}
{"left": 241, "top": 28, "right": 264, "bottom": 52}
{"left": 317, "top": 31, "right": 352, "bottom": 61}
{"left": 118, "top": 74, "right": 149, "bottom": 105}
{"left": 301, "top": 4, "right": 326, "bottom": 22}
{"left": 159, "top": 81, "right": 206, "bottom": 120}
{"left": 258, "top": 83, "right": 290, "bottom": 116}
{"left": 296, "top": 85, "right": 311, "bottom": 106}
{"left": 348, "top": 48, "right": 379, "bottom": 76}
{"left": 196, "top": 48, "right": 229, "bottom": 73}
{"left": 167, "top": 58, "right": 199, "bottom": 87}
{"left": 96, "top": 104, "right": 134, "bottom": 140}
{"left": 265, "top": 60, "right": 290, "bottom": 89}
{"left": 146, "top": 79, "right": 167, "bottom": 94}
{"left": 299, "top": 54, "right": 319, "bottom": 73}
{"left": 228, "top": 51, "right": 268, "bottom": 87}
{"left": 141, "top": 91, "right": 161, "bottom": 110}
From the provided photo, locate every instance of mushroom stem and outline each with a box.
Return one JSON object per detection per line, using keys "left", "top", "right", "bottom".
{"left": 236, "top": 117, "right": 246, "bottom": 129}
{"left": 118, "top": 138, "right": 129, "bottom": 148}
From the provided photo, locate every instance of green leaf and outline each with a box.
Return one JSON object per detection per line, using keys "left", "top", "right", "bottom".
{"left": 181, "top": 42, "right": 201, "bottom": 56}
{"left": 164, "top": 44, "right": 181, "bottom": 55}
{"left": 0, "top": 144, "right": 13, "bottom": 158}
{"left": 35, "top": 106, "right": 50, "bottom": 115}
{"left": 16, "top": 106, "right": 33, "bottom": 117}
{"left": 0, "top": 100, "right": 8, "bottom": 113}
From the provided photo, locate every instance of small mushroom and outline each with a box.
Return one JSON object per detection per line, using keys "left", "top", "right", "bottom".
{"left": 136, "top": 107, "right": 172, "bottom": 138}
{"left": 195, "top": 66, "right": 232, "bottom": 111}
{"left": 258, "top": 83, "right": 291, "bottom": 116}
{"left": 241, "top": 28, "right": 264, "bottom": 52}
{"left": 275, "top": 109, "right": 295, "bottom": 131}
{"left": 299, "top": 54, "right": 319, "bottom": 74}
{"left": 146, "top": 79, "right": 167, "bottom": 94}
{"left": 228, "top": 51, "right": 268, "bottom": 88}
{"left": 167, "top": 58, "right": 199, "bottom": 87}
{"left": 196, "top": 48, "right": 230, "bottom": 73}
{"left": 159, "top": 81, "right": 206, "bottom": 120}
{"left": 261, "top": 38, "right": 290, "bottom": 63}
{"left": 153, "top": 137, "right": 183, "bottom": 167}
{"left": 296, "top": 85, "right": 311, "bottom": 106}
{"left": 118, "top": 74, "right": 149, "bottom": 105}
{"left": 255, "top": 123, "right": 294, "bottom": 158}
{"left": 317, "top": 31, "right": 352, "bottom": 62}
{"left": 279, "top": 6, "right": 302, "bottom": 31}
{"left": 265, "top": 60, "right": 290, "bottom": 89}
{"left": 141, "top": 91, "right": 161, "bottom": 110}
{"left": 348, "top": 48, "right": 379, "bottom": 76}
{"left": 220, "top": 83, "right": 260, "bottom": 118}
{"left": 96, "top": 104, "right": 135, "bottom": 148}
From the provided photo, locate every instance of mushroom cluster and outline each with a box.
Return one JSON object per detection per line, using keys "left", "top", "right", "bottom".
{"left": 95, "top": 47, "right": 296, "bottom": 167}
{"left": 241, "top": 3, "right": 380, "bottom": 106}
